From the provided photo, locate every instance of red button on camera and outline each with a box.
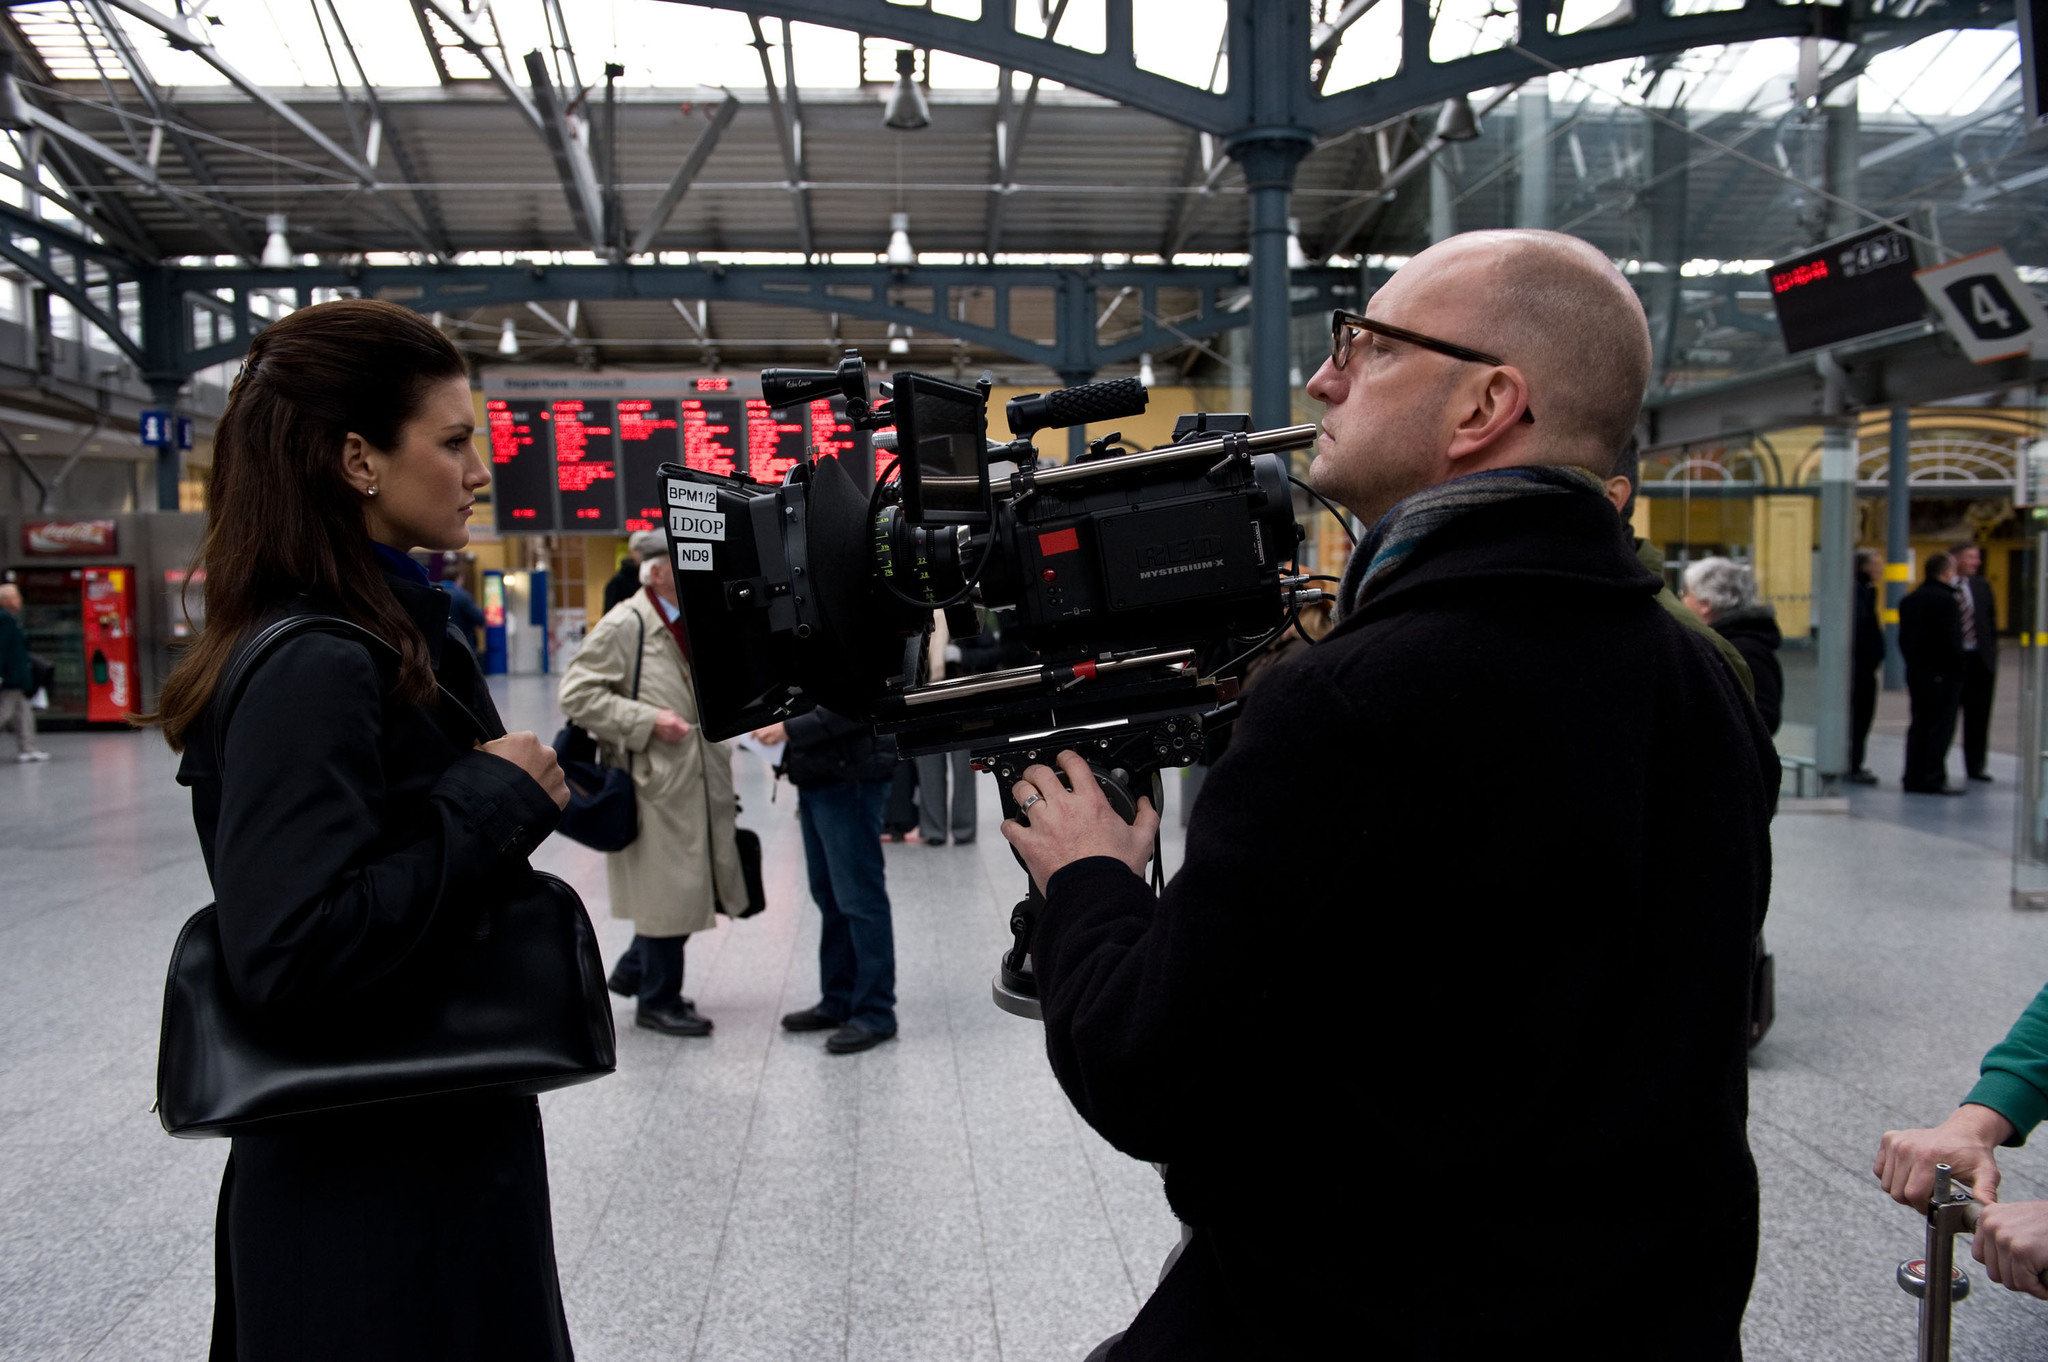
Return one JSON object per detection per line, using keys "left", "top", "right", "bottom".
{"left": 1041, "top": 568, "right": 1057, "bottom": 582}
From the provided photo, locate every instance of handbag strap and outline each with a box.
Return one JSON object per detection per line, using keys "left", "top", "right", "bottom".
{"left": 211, "top": 612, "right": 493, "bottom": 772}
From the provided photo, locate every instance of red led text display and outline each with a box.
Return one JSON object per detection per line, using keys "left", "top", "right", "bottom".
{"left": 681, "top": 398, "right": 743, "bottom": 477}
{"left": 618, "top": 398, "right": 681, "bottom": 531}
{"left": 551, "top": 399, "right": 621, "bottom": 530}
{"left": 1768, "top": 221, "right": 1926, "bottom": 355}
{"left": 488, "top": 398, "right": 557, "bottom": 532}
{"left": 747, "top": 399, "right": 806, "bottom": 484}
{"left": 809, "top": 396, "right": 876, "bottom": 487}
{"left": 1770, "top": 260, "right": 1828, "bottom": 293}
{"left": 694, "top": 376, "right": 732, "bottom": 392}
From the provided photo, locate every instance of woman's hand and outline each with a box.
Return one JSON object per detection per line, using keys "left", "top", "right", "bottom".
{"left": 652, "top": 709, "right": 692, "bottom": 742}
{"left": 751, "top": 722, "right": 787, "bottom": 745}
{"left": 480, "top": 731, "right": 569, "bottom": 809}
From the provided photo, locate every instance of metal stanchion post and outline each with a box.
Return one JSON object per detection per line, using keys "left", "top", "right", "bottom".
{"left": 1896, "top": 1164, "right": 1980, "bottom": 1362}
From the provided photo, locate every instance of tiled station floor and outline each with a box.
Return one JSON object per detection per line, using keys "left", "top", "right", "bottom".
{"left": 5, "top": 676, "right": 2048, "bottom": 1360}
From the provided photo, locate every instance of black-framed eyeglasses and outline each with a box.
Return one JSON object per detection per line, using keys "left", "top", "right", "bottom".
{"left": 1329, "top": 308, "right": 1534, "bottom": 423}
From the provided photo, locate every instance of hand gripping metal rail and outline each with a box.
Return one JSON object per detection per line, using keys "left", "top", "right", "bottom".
{"left": 1897, "top": 1164, "right": 1982, "bottom": 1362}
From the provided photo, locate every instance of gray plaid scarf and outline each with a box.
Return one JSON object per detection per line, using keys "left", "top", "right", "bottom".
{"left": 1333, "top": 464, "right": 1608, "bottom": 621}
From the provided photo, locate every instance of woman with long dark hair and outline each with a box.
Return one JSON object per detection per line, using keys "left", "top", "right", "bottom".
{"left": 145, "top": 299, "right": 575, "bottom": 1360}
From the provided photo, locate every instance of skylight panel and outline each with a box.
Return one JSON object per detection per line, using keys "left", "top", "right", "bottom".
{"left": 1861, "top": 29, "right": 2020, "bottom": 118}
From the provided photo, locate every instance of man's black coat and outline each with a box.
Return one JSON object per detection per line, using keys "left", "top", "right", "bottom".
{"left": 1854, "top": 577, "right": 1887, "bottom": 675}
{"left": 1036, "top": 491, "right": 1777, "bottom": 1361}
{"left": 178, "top": 571, "right": 571, "bottom": 1362}
{"left": 1898, "top": 577, "right": 1964, "bottom": 673}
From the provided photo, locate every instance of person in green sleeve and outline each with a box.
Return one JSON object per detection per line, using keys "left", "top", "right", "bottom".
{"left": 1876, "top": 983, "right": 2048, "bottom": 1298}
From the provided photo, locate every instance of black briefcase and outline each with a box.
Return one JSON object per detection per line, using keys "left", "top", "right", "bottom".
{"left": 720, "top": 826, "right": 767, "bottom": 919}
{"left": 153, "top": 612, "right": 616, "bottom": 1138}
{"left": 553, "top": 612, "right": 645, "bottom": 854}
{"left": 156, "top": 871, "right": 616, "bottom": 1137}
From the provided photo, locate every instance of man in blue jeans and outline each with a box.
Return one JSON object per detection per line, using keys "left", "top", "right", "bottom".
{"left": 752, "top": 707, "right": 899, "bottom": 1054}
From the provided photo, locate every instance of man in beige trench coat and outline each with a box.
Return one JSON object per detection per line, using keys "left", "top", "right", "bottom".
{"left": 560, "top": 541, "right": 747, "bottom": 1037}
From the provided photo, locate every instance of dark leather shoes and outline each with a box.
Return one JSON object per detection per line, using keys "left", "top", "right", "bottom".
{"left": 780, "top": 1006, "right": 844, "bottom": 1033}
{"left": 637, "top": 1005, "right": 712, "bottom": 1037}
{"left": 1844, "top": 769, "right": 1879, "bottom": 785}
{"left": 825, "top": 1023, "right": 896, "bottom": 1055}
{"left": 1970, "top": 771, "right": 1994, "bottom": 782}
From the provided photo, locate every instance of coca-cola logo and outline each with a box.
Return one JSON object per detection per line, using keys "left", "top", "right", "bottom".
{"left": 23, "top": 520, "right": 117, "bottom": 556}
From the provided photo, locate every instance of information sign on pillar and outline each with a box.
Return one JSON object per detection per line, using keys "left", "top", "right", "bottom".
{"left": 1914, "top": 248, "right": 2048, "bottom": 364}
{"left": 139, "top": 410, "right": 171, "bottom": 447}
{"left": 618, "top": 398, "right": 681, "bottom": 530}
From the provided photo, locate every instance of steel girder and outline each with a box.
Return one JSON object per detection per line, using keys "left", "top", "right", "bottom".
{"left": 147, "top": 260, "right": 1361, "bottom": 382}
{"left": 0, "top": 201, "right": 144, "bottom": 369}
{"left": 689, "top": 0, "right": 2012, "bottom": 141}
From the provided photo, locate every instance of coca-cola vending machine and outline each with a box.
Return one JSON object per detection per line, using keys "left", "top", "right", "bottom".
{"left": 12, "top": 521, "right": 140, "bottom": 725}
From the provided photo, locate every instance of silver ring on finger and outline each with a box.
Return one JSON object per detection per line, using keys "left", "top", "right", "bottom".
{"left": 1018, "top": 792, "right": 1043, "bottom": 813}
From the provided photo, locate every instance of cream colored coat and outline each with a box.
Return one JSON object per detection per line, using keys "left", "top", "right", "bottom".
{"left": 558, "top": 590, "right": 746, "bottom": 937}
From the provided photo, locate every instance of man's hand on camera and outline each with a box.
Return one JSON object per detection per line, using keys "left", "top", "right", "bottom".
{"left": 1875, "top": 1104, "right": 2014, "bottom": 1207}
{"left": 1974, "top": 1201, "right": 2048, "bottom": 1299}
{"left": 1001, "top": 750, "right": 1159, "bottom": 895}
{"left": 651, "top": 709, "right": 692, "bottom": 742}
{"left": 750, "top": 722, "right": 787, "bottom": 745}
{"left": 479, "top": 732, "right": 570, "bottom": 810}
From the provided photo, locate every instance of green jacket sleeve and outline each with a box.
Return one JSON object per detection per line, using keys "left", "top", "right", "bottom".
{"left": 1963, "top": 981, "right": 2048, "bottom": 1144}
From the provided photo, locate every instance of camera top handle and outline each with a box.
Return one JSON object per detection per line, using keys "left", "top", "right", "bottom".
{"left": 760, "top": 350, "right": 877, "bottom": 428}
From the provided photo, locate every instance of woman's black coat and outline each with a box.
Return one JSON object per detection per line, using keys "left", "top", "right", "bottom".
{"left": 177, "top": 571, "right": 571, "bottom": 1362}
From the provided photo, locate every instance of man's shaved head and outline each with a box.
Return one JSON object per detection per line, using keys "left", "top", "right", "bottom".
{"left": 1306, "top": 229, "right": 1653, "bottom": 522}
{"left": 1482, "top": 231, "right": 1651, "bottom": 467}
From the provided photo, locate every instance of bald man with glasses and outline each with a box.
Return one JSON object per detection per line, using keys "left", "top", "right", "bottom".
{"left": 1004, "top": 231, "right": 1776, "bottom": 1362}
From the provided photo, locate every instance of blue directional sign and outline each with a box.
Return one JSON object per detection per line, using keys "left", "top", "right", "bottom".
{"left": 176, "top": 416, "right": 194, "bottom": 451}
{"left": 140, "top": 410, "right": 172, "bottom": 448}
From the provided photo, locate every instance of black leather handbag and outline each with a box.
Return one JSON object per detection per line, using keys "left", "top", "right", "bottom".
{"left": 154, "top": 613, "right": 616, "bottom": 1139}
{"left": 553, "top": 613, "right": 643, "bottom": 853}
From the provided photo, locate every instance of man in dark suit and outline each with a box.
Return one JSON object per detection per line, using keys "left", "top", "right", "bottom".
{"left": 1898, "top": 552, "right": 1966, "bottom": 795}
{"left": 1953, "top": 541, "right": 1999, "bottom": 782}
{"left": 1848, "top": 548, "right": 1886, "bottom": 784}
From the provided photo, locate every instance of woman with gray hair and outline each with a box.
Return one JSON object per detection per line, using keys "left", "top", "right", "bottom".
{"left": 1683, "top": 556, "right": 1783, "bottom": 733}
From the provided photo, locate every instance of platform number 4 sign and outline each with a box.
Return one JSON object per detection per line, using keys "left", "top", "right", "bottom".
{"left": 1915, "top": 248, "right": 2048, "bottom": 363}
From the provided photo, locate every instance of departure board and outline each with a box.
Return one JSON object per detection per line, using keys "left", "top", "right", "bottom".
{"left": 747, "top": 399, "right": 807, "bottom": 483}
{"left": 618, "top": 398, "right": 680, "bottom": 531}
{"left": 487, "top": 398, "right": 556, "bottom": 532}
{"left": 809, "top": 396, "right": 875, "bottom": 487}
{"left": 680, "top": 397, "right": 743, "bottom": 477}
{"left": 551, "top": 399, "right": 620, "bottom": 530}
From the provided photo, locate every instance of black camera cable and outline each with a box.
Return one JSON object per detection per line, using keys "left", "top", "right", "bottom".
{"left": 1287, "top": 476, "right": 1356, "bottom": 547}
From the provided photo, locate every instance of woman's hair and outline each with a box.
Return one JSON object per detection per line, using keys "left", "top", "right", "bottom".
{"left": 142, "top": 298, "right": 468, "bottom": 750}
{"left": 1682, "top": 556, "right": 1758, "bottom": 618}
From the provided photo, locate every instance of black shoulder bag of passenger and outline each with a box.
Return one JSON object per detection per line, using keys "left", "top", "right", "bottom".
{"left": 551, "top": 612, "right": 644, "bottom": 853}
{"left": 154, "top": 613, "right": 616, "bottom": 1138}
